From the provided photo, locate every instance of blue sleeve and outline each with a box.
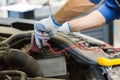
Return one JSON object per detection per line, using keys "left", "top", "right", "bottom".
{"left": 89, "top": 0, "right": 101, "bottom": 4}
{"left": 98, "top": 1, "right": 120, "bottom": 23}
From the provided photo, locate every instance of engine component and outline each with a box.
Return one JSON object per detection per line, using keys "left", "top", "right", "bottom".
{"left": 0, "top": 70, "right": 65, "bottom": 80}
{"left": 0, "top": 26, "right": 33, "bottom": 53}
{"left": 98, "top": 57, "right": 120, "bottom": 66}
{"left": 0, "top": 70, "right": 27, "bottom": 80}
{"left": 50, "top": 32, "right": 109, "bottom": 64}
{"left": 1, "top": 24, "right": 120, "bottom": 80}
{"left": 0, "top": 48, "right": 44, "bottom": 77}
{"left": 106, "top": 66, "right": 120, "bottom": 80}
{"left": 3, "top": 32, "right": 32, "bottom": 49}
{"left": 37, "top": 56, "right": 66, "bottom": 77}
{"left": 49, "top": 31, "right": 120, "bottom": 80}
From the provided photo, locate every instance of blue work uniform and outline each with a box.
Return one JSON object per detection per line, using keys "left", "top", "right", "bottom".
{"left": 90, "top": 0, "right": 102, "bottom": 4}
{"left": 98, "top": 0, "right": 120, "bottom": 23}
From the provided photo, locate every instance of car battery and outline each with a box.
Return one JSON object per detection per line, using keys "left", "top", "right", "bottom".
{"left": 37, "top": 56, "right": 67, "bottom": 78}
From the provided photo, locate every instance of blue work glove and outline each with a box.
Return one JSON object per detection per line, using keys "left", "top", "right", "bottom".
{"left": 58, "top": 22, "right": 71, "bottom": 34}
{"left": 34, "top": 16, "right": 62, "bottom": 48}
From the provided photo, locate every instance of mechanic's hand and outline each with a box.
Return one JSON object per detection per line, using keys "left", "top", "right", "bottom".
{"left": 34, "top": 16, "right": 62, "bottom": 48}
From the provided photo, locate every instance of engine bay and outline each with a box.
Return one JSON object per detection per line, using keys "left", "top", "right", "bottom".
{"left": 0, "top": 22, "right": 120, "bottom": 80}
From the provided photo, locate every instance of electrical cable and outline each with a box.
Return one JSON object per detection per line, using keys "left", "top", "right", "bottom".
{"left": 41, "top": 33, "right": 120, "bottom": 55}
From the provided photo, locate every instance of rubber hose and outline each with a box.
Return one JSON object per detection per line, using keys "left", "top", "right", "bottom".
{"left": 4, "top": 32, "right": 31, "bottom": 47}
{"left": 4, "top": 49, "right": 44, "bottom": 77}
{"left": 0, "top": 70, "right": 27, "bottom": 80}
{"left": 0, "top": 43, "right": 9, "bottom": 68}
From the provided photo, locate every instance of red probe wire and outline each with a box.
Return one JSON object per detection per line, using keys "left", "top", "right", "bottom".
{"left": 41, "top": 33, "right": 120, "bottom": 55}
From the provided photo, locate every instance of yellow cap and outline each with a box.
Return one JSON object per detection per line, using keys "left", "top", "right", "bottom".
{"left": 98, "top": 57, "right": 120, "bottom": 66}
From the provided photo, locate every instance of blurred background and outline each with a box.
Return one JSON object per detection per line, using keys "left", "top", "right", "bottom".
{"left": 0, "top": 0, "right": 67, "bottom": 19}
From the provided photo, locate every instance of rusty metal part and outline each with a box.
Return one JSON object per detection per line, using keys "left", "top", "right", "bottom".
{"left": 0, "top": 70, "right": 27, "bottom": 80}
{"left": 0, "top": 70, "right": 64, "bottom": 80}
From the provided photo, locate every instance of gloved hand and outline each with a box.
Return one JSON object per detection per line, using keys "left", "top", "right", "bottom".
{"left": 34, "top": 16, "right": 62, "bottom": 48}
{"left": 58, "top": 22, "right": 71, "bottom": 34}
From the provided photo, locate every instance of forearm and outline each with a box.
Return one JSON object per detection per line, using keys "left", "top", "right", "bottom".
{"left": 69, "top": 10, "right": 106, "bottom": 32}
{"left": 53, "top": 0, "right": 95, "bottom": 24}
